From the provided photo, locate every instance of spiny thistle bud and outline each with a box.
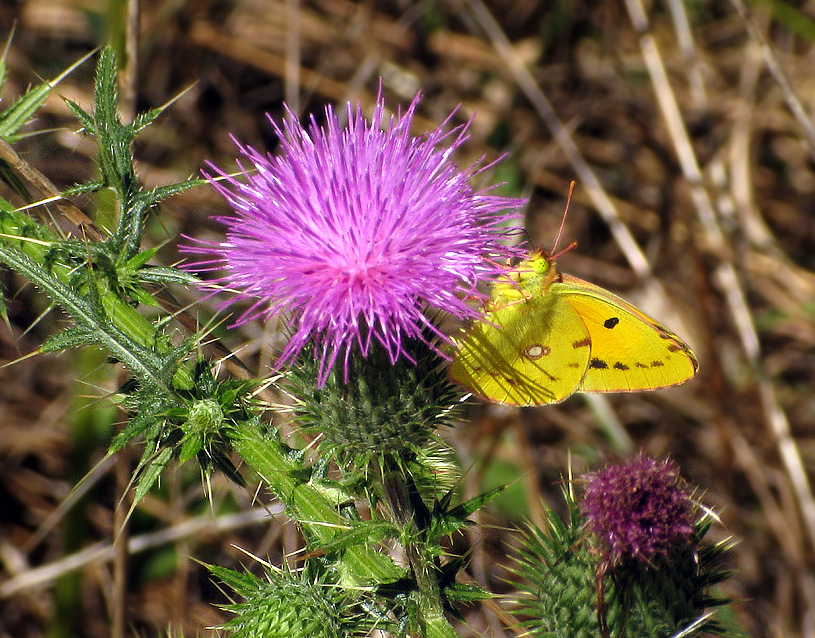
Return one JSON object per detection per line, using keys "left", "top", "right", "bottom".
{"left": 184, "top": 398, "right": 224, "bottom": 436}
{"left": 511, "top": 489, "right": 602, "bottom": 638}
{"left": 210, "top": 562, "right": 359, "bottom": 638}
{"left": 285, "top": 337, "right": 460, "bottom": 467}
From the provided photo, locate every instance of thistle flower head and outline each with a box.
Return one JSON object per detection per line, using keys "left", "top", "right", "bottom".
{"left": 183, "top": 90, "right": 523, "bottom": 383}
{"left": 580, "top": 453, "right": 694, "bottom": 565}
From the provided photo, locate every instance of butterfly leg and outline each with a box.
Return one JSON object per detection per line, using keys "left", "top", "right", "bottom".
{"left": 485, "top": 288, "right": 534, "bottom": 313}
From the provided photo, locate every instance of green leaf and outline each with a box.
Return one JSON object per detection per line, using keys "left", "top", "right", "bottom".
{"left": 127, "top": 106, "right": 164, "bottom": 136}
{"left": 429, "top": 484, "right": 506, "bottom": 538}
{"left": 206, "top": 563, "right": 261, "bottom": 596}
{"left": 178, "top": 432, "right": 203, "bottom": 463}
{"left": 0, "top": 49, "right": 95, "bottom": 140}
{"left": 125, "top": 245, "right": 159, "bottom": 269}
{"left": 141, "top": 178, "right": 207, "bottom": 206}
{"left": 441, "top": 582, "right": 490, "bottom": 604}
{"left": 63, "top": 179, "right": 106, "bottom": 197}
{"left": 314, "top": 520, "right": 400, "bottom": 556}
{"left": 0, "top": 29, "right": 10, "bottom": 90}
{"left": 63, "top": 98, "right": 96, "bottom": 133}
{"left": 127, "top": 285, "right": 160, "bottom": 308}
{"left": 109, "top": 409, "right": 163, "bottom": 453}
{"left": 136, "top": 266, "right": 200, "bottom": 286}
{"left": 0, "top": 293, "right": 10, "bottom": 338}
{"left": 0, "top": 242, "right": 174, "bottom": 394}
{"left": 445, "top": 484, "right": 506, "bottom": 520}
{"left": 131, "top": 446, "right": 173, "bottom": 509}
{"left": 202, "top": 447, "right": 246, "bottom": 487}
{"left": 231, "top": 419, "right": 404, "bottom": 586}
{"left": 41, "top": 325, "right": 97, "bottom": 353}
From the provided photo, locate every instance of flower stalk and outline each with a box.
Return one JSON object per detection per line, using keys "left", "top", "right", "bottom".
{"left": 379, "top": 463, "right": 458, "bottom": 638}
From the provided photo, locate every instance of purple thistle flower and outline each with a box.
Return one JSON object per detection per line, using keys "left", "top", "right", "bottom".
{"left": 580, "top": 453, "right": 694, "bottom": 565}
{"left": 182, "top": 90, "right": 524, "bottom": 384}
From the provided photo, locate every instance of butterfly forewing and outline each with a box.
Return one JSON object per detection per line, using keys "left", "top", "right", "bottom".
{"left": 449, "top": 292, "right": 591, "bottom": 406}
{"left": 554, "top": 274, "right": 698, "bottom": 393}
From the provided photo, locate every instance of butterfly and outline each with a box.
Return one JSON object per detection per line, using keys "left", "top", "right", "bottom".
{"left": 449, "top": 217, "right": 698, "bottom": 407}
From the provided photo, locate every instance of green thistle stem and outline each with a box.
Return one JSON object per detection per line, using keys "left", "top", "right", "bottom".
{"left": 0, "top": 229, "right": 174, "bottom": 396}
{"left": 0, "top": 209, "right": 194, "bottom": 386}
{"left": 380, "top": 463, "right": 458, "bottom": 638}
{"left": 231, "top": 419, "right": 403, "bottom": 586}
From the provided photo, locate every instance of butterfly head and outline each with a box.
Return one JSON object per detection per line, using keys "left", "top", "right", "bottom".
{"left": 527, "top": 248, "right": 553, "bottom": 273}
{"left": 494, "top": 248, "right": 562, "bottom": 300}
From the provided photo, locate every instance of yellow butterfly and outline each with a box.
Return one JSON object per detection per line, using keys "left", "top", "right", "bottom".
{"left": 448, "top": 246, "right": 698, "bottom": 407}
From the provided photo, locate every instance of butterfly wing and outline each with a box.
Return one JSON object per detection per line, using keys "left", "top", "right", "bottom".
{"left": 554, "top": 274, "right": 698, "bottom": 393}
{"left": 449, "top": 292, "right": 591, "bottom": 406}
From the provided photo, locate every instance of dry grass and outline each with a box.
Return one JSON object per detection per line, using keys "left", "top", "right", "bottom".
{"left": 0, "top": 1, "right": 814, "bottom": 637}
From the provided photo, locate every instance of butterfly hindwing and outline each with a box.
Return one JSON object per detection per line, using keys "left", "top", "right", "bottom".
{"left": 554, "top": 274, "right": 698, "bottom": 393}
{"left": 450, "top": 247, "right": 698, "bottom": 406}
{"left": 449, "top": 291, "right": 591, "bottom": 406}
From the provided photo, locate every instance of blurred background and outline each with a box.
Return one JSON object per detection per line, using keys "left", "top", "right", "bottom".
{"left": 0, "top": 1, "right": 813, "bottom": 637}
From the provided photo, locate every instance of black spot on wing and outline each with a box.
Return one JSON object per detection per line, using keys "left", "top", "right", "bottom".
{"left": 603, "top": 317, "right": 620, "bottom": 329}
{"left": 589, "top": 358, "right": 608, "bottom": 369}
{"left": 613, "top": 362, "right": 629, "bottom": 370}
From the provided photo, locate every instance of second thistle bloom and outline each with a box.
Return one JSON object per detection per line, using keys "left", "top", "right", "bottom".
{"left": 580, "top": 454, "right": 695, "bottom": 565}
{"left": 185, "top": 91, "right": 523, "bottom": 382}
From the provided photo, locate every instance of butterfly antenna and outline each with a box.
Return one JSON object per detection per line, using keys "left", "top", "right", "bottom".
{"left": 549, "top": 181, "right": 578, "bottom": 260}
{"left": 521, "top": 227, "right": 534, "bottom": 250}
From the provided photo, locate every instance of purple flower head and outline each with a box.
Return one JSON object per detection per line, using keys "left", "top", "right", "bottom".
{"left": 580, "top": 453, "right": 694, "bottom": 565}
{"left": 182, "top": 90, "right": 524, "bottom": 384}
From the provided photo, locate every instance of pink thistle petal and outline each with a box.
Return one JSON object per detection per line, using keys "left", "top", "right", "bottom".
{"left": 581, "top": 453, "right": 695, "bottom": 564}
{"left": 182, "top": 88, "right": 525, "bottom": 384}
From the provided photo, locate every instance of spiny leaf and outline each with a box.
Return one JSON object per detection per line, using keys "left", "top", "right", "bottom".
{"left": 0, "top": 49, "right": 95, "bottom": 140}
{"left": 0, "top": 241, "right": 174, "bottom": 394}
{"left": 41, "top": 325, "right": 97, "bottom": 353}
{"left": 63, "top": 179, "right": 106, "bottom": 197}
{"left": 201, "top": 447, "right": 246, "bottom": 487}
{"left": 440, "top": 582, "right": 490, "bottom": 604}
{"left": 128, "top": 85, "right": 194, "bottom": 137}
{"left": 109, "top": 397, "right": 170, "bottom": 453}
{"left": 141, "top": 178, "right": 207, "bottom": 206}
{"left": 314, "top": 520, "right": 400, "bottom": 556}
{"left": 127, "top": 285, "right": 159, "bottom": 307}
{"left": 63, "top": 98, "right": 96, "bottom": 134}
{"left": 0, "top": 284, "right": 9, "bottom": 334}
{"left": 130, "top": 445, "right": 173, "bottom": 513}
{"left": 0, "top": 29, "right": 9, "bottom": 90}
{"left": 178, "top": 432, "right": 204, "bottom": 464}
{"left": 206, "top": 563, "right": 261, "bottom": 596}
{"left": 429, "top": 484, "right": 506, "bottom": 538}
{"left": 125, "top": 245, "right": 159, "bottom": 269}
{"left": 127, "top": 106, "right": 166, "bottom": 136}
